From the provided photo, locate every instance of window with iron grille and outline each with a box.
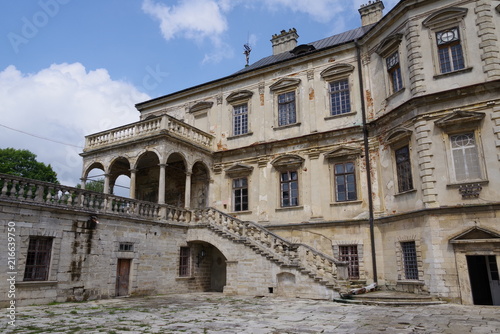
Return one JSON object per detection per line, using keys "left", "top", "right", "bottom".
{"left": 329, "top": 79, "right": 351, "bottom": 116}
{"left": 395, "top": 145, "right": 413, "bottom": 192}
{"left": 386, "top": 51, "right": 403, "bottom": 93}
{"left": 401, "top": 241, "right": 418, "bottom": 280}
{"left": 24, "top": 237, "right": 52, "bottom": 281}
{"left": 280, "top": 171, "right": 298, "bottom": 207}
{"left": 339, "top": 245, "right": 359, "bottom": 279}
{"left": 334, "top": 162, "right": 357, "bottom": 202}
{"left": 277, "top": 91, "right": 296, "bottom": 126}
{"left": 450, "top": 132, "right": 481, "bottom": 182}
{"left": 436, "top": 27, "right": 465, "bottom": 74}
{"left": 119, "top": 242, "right": 134, "bottom": 252}
{"left": 233, "top": 103, "right": 248, "bottom": 136}
{"left": 179, "top": 247, "right": 190, "bottom": 277}
{"left": 233, "top": 178, "right": 248, "bottom": 212}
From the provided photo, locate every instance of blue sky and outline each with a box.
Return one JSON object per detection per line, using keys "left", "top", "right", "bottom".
{"left": 0, "top": 0, "right": 397, "bottom": 187}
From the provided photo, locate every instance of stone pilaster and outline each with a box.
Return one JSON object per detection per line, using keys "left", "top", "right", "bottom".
{"left": 405, "top": 21, "right": 426, "bottom": 96}
{"left": 415, "top": 120, "right": 437, "bottom": 207}
{"left": 491, "top": 104, "right": 500, "bottom": 162}
{"left": 475, "top": 1, "right": 500, "bottom": 79}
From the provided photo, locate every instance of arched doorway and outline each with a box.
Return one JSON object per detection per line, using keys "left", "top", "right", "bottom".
{"left": 135, "top": 151, "right": 160, "bottom": 202}
{"left": 165, "top": 153, "right": 186, "bottom": 207}
{"left": 188, "top": 242, "right": 227, "bottom": 292}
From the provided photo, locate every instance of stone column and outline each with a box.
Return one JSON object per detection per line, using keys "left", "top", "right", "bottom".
{"left": 129, "top": 169, "right": 137, "bottom": 199}
{"left": 103, "top": 174, "right": 110, "bottom": 194}
{"left": 184, "top": 171, "right": 192, "bottom": 209}
{"left": 158, "top": 164, "right": 166, "bottom": 204}
{"left": 80, "top": 178, "right": 87, "bottom": 190}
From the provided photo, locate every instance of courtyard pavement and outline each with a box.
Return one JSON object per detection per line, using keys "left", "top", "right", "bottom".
{"left": 2, "top": 292, "right": 499, "bottom": 333}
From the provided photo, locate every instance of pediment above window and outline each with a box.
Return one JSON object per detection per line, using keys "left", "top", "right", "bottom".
{"left": 422, "top": 7, "right": 468, "bottom": 29}
{"left": 269, "top": 78, "right": 301, "bottom": 92}
{"left": 226, "top": 90, "right": 253, "bottom": 104}
{"left": 225, "top": 163, "right": 254, "bottom": 177}
{"left": 320, "top": 64, "right": 355, "bottom": 81}
{"left": 376, "top": 33, "right": 403, "bottom": 57}
{"left": 434, "top": 110, "right": 484, "bottom": 132}
{"left": 385, "top": 128, "right": 412, "bottom": 147}
{"left": 449, "top": 227, "right": 500, "bottom": 244}
{"left": 189, "top": 101, "right": 213, "bottom": 114}
{"left": 271, "top": 154, "right": 304, "bottom": 171}
{"left": 324, "top": 146, "right": 362, "bottom": 160}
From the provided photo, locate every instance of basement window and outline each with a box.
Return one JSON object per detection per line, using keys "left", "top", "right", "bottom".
{"left": 119, "top": 242, "right": 134, "bottom": 252}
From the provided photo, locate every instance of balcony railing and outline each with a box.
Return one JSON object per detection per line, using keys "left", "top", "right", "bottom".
{"left": 83, "top": 114, "right": 214, "bottom": 152}
{"left": 0, "top": 173, "right": 190, "bottom": 224}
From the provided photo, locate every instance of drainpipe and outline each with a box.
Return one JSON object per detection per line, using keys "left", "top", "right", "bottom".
{"left": 355, "top": 39, "right": 378, "bottom": 284}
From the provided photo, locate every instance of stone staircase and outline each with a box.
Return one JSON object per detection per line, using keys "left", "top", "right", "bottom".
{"left": 191, "top": 207, "right": 350, "bottom": 296}
{"left": 334, "top": 291, "right": 447, "bottom": 306}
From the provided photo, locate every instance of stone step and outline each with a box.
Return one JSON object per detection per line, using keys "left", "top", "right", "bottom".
{"left": 334, "top": 291, "right": 447, "bottom": 306}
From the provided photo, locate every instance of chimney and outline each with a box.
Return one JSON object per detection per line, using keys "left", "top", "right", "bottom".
{"left": 359, "top": 0, "right": 385, "bottom": 26}
{"left": 271, "top": 28, "right": 299, "bottom": 55}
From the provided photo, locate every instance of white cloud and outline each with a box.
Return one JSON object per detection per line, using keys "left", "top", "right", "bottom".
{"left": 0, "top": 63, "right": 149, "bottom": 187}
{"left": 142, "top": 0, "right": 228, "bottom": 42}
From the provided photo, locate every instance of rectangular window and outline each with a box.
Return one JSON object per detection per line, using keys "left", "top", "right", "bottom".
{"left": 401, "top": 241, "right": 418, "bottom": 280}
{"left": 450, "top": 132, "right": 481, "bottom": 182}
{"left": 334, "top": 162, "right": 357, "bottom": 202}
{"left": 386, "top": 51, "right": 403, "bottom": 93}
{"left": 179, "top": 247, "right": 190, "bottom": 277}
{"left": 339, "top": 245, "right": 359, "bottom": 279}
{"left": 24, "top": 237, "right": 52, "bottom": 281}
{"left": 280, "top": 171, "right": 298, "bottom": 207}
{"left": 329, "top": 79, "right": 351, "bottom": 115}
{"left": 233, "top": 103, "right": 248, "bottom": 136}
{"left": 119, "top": 242, "right": 134, "bottom": 252}
{"left": 277, "top": 91, "right": 296, "bottom": 126}
{"left": 233, "top": 178, "right": 248, "bottom": 212}
{"left": 436, "top": 27, "right": 465, "bottom": 74}
{"left": 395, "top": 145, "right": 413, "bottom": 192}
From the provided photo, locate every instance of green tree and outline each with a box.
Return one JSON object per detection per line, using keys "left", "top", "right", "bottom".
{"left": 0, "top": 148, "right": 59, "bottom": 183}
{"left": 76, "top": 178, "right": 104, "bottom": 193}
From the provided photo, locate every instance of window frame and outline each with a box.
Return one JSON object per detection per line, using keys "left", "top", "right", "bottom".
{"left": 400, "top": 241, "right": 419, "bottom": 280}
{"left": 320, "top": 63, "right": 356, "bottom": 119}
{"left": 269, "top": 78, "right": 301, "bottom": 129}
{"left": 23, "top": 237, "right": 53, "bottom": 282}
{"left": 386, "top": 51, "right": 404, "bottom": 94}
{"left": 395, "top": 144, "right": 414, "bottom": 193}
{"left": 338, "top": 245, "right": 360, "bottom": 280}
{"left": 333, "top": 161, "right": 358, "bottom": 202}
{"left": 232, "top": 177, "right": 249, "bottom": 212}
{"left": 325, "top": 147, "right": 362, "bottom": 204}
{"left": 422, "top": 7, "right": 470, "bottom": 77}
{"left": 232, "top": 103, "right": 249, "bottom": 136}
{"left": 436, "top": 27, "right": 465, "bottom": 74}
{"left": 179, "top": 246, "right": 191, "bottom": 277}
{"left": 329, "top": 78, "right": 351, "bottom": 116}
{"left": 226, "top": 90, "right": 253, "bottom": 138}
{"left": 280, "top": 170, "right": 299, "bottom": 207}
{"left": 447, "top": 131, "right": 484, "bottom": 183}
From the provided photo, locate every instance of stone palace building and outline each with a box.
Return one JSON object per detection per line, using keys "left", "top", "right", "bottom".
{"left": 1, "top": 0, "right": 500, "bottom": 306}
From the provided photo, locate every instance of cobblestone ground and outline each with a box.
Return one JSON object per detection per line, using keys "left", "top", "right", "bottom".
{"left": 2, "top": 293, "right": 500, "bottom": 334}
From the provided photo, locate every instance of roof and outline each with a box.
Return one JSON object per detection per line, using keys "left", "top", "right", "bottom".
{"left": 234, "top": 23, "right": 376, "bottom": 75}
{"left": 136, "top": 23, "right": 376, "bottom": 110}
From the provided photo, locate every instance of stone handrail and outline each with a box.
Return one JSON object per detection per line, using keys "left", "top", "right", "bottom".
{"left": 83, "top": 114, "right": 214, "bottom": 152}
{"left": 0, "top": 174, "right": 190, "bottom": 224}
{"left": 192, "top": 207, "right": 349, "bottom": 287}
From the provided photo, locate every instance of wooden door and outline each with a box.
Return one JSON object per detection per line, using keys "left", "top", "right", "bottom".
{"left": 116, "top": 259, "right": 131, "bottom": 296}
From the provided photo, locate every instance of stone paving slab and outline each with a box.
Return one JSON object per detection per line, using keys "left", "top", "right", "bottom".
{"left": 2, "top": 293, "right": 499, "bottom": 334}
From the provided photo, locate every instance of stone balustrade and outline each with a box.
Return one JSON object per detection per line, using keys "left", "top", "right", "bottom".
{"left": 0, "top": 173, "right": 190, "bottom": 224}
{"left": 83, "top": 114, "right": 214, "bottom": 152}
{"left": 192, "top": 207, "right": 349, "bottom": 287}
